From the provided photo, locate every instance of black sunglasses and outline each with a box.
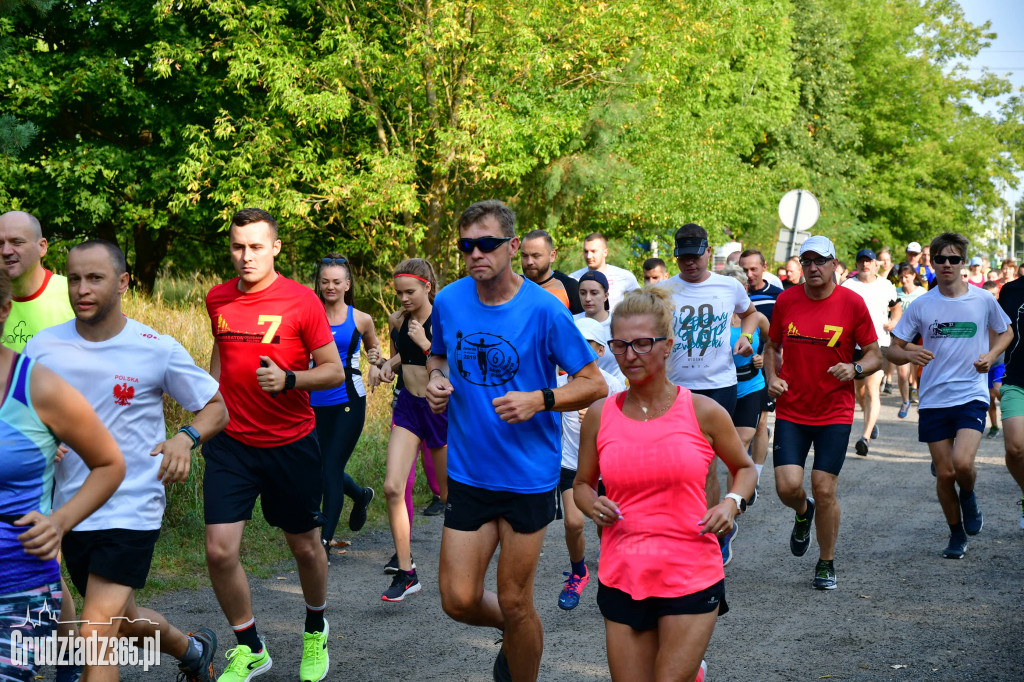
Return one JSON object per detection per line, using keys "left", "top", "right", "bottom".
{"left": 321, "top": 257, "right": 349, "bottom": 266}
{"left": 608, "top": 337, "right": 668, "bottom": 355}
{"left": 933, "top": 255, "right": 963, "bottom": 265}
{"left": 457, "top": 236, "right": 513, "bottom": 254}
{"left": 799, "top": 256, "right": 831, "bottom": 267}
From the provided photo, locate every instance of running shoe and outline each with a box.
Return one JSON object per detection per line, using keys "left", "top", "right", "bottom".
{"left": 930, "top": 460, "right": 937, "bottom": 477}
{"left": 1017, "top": 497, "right": 1024, "bottom": 530}
{"left": 855, "top": 437, "right": 869, "bottom": 456}
{"left": 493, "top": 646, "right": 512, "bottom": 682}
{"left": 381, "top": 572, "right": 421, "bottom": 602}
{"left": 695, "top": 660, "right": 707, "bottom": 682}
{"left": 882, "top": 382, "right": 893, "bottom": 395}
{"left": 871, "top": 424, "right": 879, "bottom": 439}
{"left": 349, "top": 486, "right": 374, "bottom": 532}
{"left": 986, "top": 426, "right": 1000, "bottom": 439}
{"left": 299, "top": 619, "right": 329, "bottom": 682}
{"left": 383, "top": 553, "right": 415, "bottom": 575}
{"left": 749, "top": 486, "right": 758, "bottom": 506}
{"left": 790, "top": 498, "right": 815, "bottom": 557}
{"left": 943, "top": 532, "right": 968, "bottom": 559}
{"left": 557, "top": 567, "right": 590, "bottom": 610}
{"left": 177, "top": 627, "right": 218, "bottom": 682}
{"left": 960, "top": 491, "right": 984, "bottom": 535}
{"left": 898, "top": 401, "right": 910, "bottom": 419}
{"left": 813, "top": 560, "right": 837, "bottom": 590}
{"left": 219, "top": 640, "right": 271, "bottom": 682}
{"left": 910, "top": 388, "right": 919, "bottom": 404}
{"left": 422, "top": 495, "right": 444, "bottom": 516}
{"left": 720, "top": 522, "right": 738, "bottom": 567}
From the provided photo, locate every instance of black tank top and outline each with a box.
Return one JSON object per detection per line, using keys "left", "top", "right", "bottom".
{"left": 396, "top": 314, "right": 432, "bottom": 367}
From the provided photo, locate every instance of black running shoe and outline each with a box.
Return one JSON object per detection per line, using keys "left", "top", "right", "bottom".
{"left": 790, "top": 497, "right": 815, "bottom": 557}
{"left": 855, "top": 437, "right": 869, "bottom": 456}
{"left": 422, "top": 495, "right": 444, "bottom": 516}
{"left": 812, "top": 560, "right": 837, "bottom": 590}
{"left": 960, "top": 491, "right": 984, "bottom": 535}
{"left": 384, "top": 553, "right": 415, "bottom": 575}
{"left": 493, "top": 646, "right": 512, "bottom": 682}
{"left": 381, "top": 572, "right": 421, "bottom": 602}
{"left": 943, "top": 532, "right": 968, "bottom": 559}
{"left": 349, "top": 486, "right": 374, "bottom": 532}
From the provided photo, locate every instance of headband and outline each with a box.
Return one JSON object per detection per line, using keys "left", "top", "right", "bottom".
{"left": 395, "top": 274, "right": 430, "bottom": 284}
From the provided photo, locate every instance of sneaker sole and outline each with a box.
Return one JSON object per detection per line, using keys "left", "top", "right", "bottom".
{"left": 964, "top": 517, "right": 983, "bottom": 536}
{"left": 942, "top": 550, "right": 966, "bottom": 559}
{"left": 238, "top": 655, "right": 273, "bottom": 682}
{"left": 855, "top": 439, "right": 868, "bottom": 456}
{"left": 813, "top": 581, "right": 837, "bottom": 590}
{"left": 382, "top": 582, "right": 422, "bottom": 602}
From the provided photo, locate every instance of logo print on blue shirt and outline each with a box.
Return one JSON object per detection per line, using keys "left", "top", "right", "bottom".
{"left": 454, "top": 331, "right": 520, "bottom": 386}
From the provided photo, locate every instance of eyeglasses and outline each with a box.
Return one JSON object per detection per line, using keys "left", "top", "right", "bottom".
{"left": 321, "top": 257, "right": 348, "bottom": 265}
{"left": 608, "top": 337, "right": 667, "bottom": 355}
{"left": 456, "top": 236, "right": 513, "bottom": 254}
{"left": 933, "top": 255, "right": 963, "bottom": 265}
{"left": 799, "top": 256, "right": 831, "bottom": 267}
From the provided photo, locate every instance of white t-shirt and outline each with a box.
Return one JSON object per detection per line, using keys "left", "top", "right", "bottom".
{"left": 557, "top": 368, "right": 626, "bottom": 471}
{"left": 841, "top": 275, "right": 899, "bottom": 347}
{"left": 891, "top": 286, "right": 1010, "bottom": 410}
{"left": 764, "top": 271, "right": 785, "bottom": 290}
{"left": 26, "top": 319, "right": 220, "bottom": 531}
{"left": 572, "top": 312, "right": 626, "bottom": 384}
{"left": 655, "top": 273, "right": 752, "bottom": 389}
{"left": 570, "top": 264, "right": 640, "bottom": 312}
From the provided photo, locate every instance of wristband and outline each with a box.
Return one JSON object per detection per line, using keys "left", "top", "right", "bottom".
{"left": 429, "top": 368, "right": 447, "bottom": 380}
{"left": 740, "top": 333, "right": 754, "bottom": 342}
{"left": 178, "top": 425, "right": 201, "bottom": 450}
{"left": 541, "top": 387, "right": 556, "bottom": 411}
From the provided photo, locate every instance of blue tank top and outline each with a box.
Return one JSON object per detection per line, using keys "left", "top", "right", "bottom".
{"left": 731, "top": 326, "right": 765, "bottom": 399}
{"left": 0, "top": 354, "right": 61, "bottom": 592}
{"left": 310, "top": 305, "right": 365, "bottom": 407}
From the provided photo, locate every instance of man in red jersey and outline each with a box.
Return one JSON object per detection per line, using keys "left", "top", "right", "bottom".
{"left": 764, "top": 235, "right": 881, "bottom": 591}
{"left": 204, "top": 208, "right": 344, "bottom": 682}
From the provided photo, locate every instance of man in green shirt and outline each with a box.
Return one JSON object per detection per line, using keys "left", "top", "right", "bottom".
{"left": 0, "top": 210, "right": 74, "bottom": 351}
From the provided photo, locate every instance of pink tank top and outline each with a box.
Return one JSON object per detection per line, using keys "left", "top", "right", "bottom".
{"left": 596, "top": 386, "right": 724, "bottom": 599}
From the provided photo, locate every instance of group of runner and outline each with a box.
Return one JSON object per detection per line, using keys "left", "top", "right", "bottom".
{"left": 2, "top": 203, "right": 1024, "bottom": 682}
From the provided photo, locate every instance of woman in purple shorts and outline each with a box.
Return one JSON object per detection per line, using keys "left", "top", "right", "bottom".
{"left": 375, "top": 258, "right": 448, "bottom": 602}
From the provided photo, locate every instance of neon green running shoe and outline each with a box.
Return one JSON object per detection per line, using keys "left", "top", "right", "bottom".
{"left": 217, "top": 640, "right": 271, "bottom": 682}
{"left": 299, "top": 619, "right": 330, "bottom": 682}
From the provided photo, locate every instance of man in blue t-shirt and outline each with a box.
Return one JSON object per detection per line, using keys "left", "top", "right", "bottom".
{"left": 426, "top": 200, "right": 605, "bottom": 682}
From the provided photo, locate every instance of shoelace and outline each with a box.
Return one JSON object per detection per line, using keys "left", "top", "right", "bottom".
{"left": 222, "top": 646, "right": 254, "bottom": 673}
{"left": 302, "top": 631, "right": 326, "bottom": 664}
{"left": 562, "top": 571, "right": 585, "bottom": 594}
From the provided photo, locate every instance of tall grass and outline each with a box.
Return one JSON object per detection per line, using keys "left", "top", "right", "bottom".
{"left": 122, "top": 277, "right": 432, "bottom": 597}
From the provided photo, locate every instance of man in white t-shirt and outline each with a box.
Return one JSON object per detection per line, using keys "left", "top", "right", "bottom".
{"left": 889, "top": 232, "right": 1012, "bottom": 559}
{"left": 841, "top": 249, "right": 902, "bottom": 456}
{"left": 569, "top": 232, "right": 640, "bottom": 312}
{"left": 655, "top": 222, "right": 758, "bottom": 564}
{"left": 26, "top": 240, "right": 229, "bottom": 682}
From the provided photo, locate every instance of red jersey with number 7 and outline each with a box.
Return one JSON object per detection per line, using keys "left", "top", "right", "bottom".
{"left": 207, "top": 275, "right": 334, "bottom": 446}
{"left": 768, "top": 285, "right": 877, "bottom": 425}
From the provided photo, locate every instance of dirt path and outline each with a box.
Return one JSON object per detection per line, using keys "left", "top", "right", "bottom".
{"left": 123, "top": 397, "right": 1024, "bottom": 681}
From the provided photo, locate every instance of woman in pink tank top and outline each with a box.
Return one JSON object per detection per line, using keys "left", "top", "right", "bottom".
{"left": 574, "top": 287, "right": 757, "bottom": 682}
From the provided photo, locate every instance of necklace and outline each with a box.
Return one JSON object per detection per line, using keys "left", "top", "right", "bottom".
{"left": 626, "top": 385, "right": 674, "bottom": 422}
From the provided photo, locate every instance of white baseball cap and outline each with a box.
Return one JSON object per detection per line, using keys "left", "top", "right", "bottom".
{"left": 799, "top": 235, "right": 836, "bottom": 259}
{"left": 906, "top": 241, "right": 922, "bottom": 254}
{"left": 574, "top": 317, "right": 606, "bottom": 347}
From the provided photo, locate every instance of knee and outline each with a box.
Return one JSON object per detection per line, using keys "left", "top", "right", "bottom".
{"left": 497, "top": 589, "right": 535, "bottom": 624}
{"left": 564, "top": 516, "right": 584, "bottom": 537}
{"left": 439, "top": 584, "right": 478, "bottom": 622}
{"left": 206, "top": 539, "right": 239, "bottom": 572}
{"left": 290, "top": 537, "right": 324, "bottom": 567}
{"left": 935, "top": 467, "right": 957, "bottom": 485}
{"left": 383, "top": 478, "right": 407, "bottom": 502}
{"left": 951, "top": 460, "right": 974, "bottom": 480}
{"left": 775, "top": 478, "right": 801, "bottom": 502}
{"left": 1006, "top": 441, "right": 1024, "bottom": 461}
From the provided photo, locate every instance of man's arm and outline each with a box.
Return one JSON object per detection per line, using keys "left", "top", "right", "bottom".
{"left": 209, "top": 340, "right": 221, "bottom": 381}
{"left": 256, "top": 341, "right": 345, "bottom": 393}
{"left": 828, "top": 341, "right": 883, "bottom": 381}
{"left": 975, "top": 327, "right": 1013, "bottom": 373}
{"left": 425, "top": 355, "right": 453, "bottom": 414}
{"left": 493, "top": 361, "right": 607, "bottom": 425}
{"left": 734, "top": 303, "right": 757, "bottom": 356}
{"left": 884, "top": 300, "right": 902, "bottom": 332}
{"left": 151, "top": 392, "right": 230, "bottom": 484}
{"left": 763, "top": 338, "right": 788, "bottom": 398}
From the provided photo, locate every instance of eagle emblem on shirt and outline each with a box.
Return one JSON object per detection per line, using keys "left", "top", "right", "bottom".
{"left": 113, "top": 382, "right": 135, "bottom": 406}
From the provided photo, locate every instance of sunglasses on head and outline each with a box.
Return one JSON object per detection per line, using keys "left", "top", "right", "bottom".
{"left": 799, "top": 256, "right": 831, "bottom": 267}
{"left": 456, "top": 236, "right": 513, "bottom": 254}
{"left": 321, "top": 257, "right": 348, "bottom": 265}
{"left": 933, "top": 255, "right": 963, "bottom": 265}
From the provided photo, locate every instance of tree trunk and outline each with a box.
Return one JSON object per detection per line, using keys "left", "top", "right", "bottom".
{"left": 132, "top": 224, "right": 171, "bottom": 295}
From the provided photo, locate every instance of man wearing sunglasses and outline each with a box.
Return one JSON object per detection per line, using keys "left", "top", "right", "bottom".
{"left": 889, "top": 233, "right": 1012, "bottom": 559}
{"left": 569, "top": 232, "right": 640, "bottom": 312}
{"left": 765, "top": 235, "right": 881, "bottom": 590}
{"left": 426, "top": 200, "right": 606, "bottom": 682}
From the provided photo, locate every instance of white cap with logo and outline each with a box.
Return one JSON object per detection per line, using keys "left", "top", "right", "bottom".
{"left": 906, "top": 241, "right": 922, "bottom": 254}
{"left": 799, "top": 235, "right": 836, "bottom": 259}
{"left": 574, "top": 317, "right": 607, "bottom": 348}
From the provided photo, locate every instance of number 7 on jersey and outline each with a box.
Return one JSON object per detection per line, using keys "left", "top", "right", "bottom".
{"left": 258, "top": 315, "right": 283, "bottom": 344}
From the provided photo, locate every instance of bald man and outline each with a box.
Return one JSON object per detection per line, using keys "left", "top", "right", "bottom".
{"left": 0, "top": 211, "right": 74, "bottom": 351}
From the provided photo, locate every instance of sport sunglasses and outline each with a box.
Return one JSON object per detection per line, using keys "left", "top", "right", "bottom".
{"left": 932, "top": 255, "right": 963, "bottom": 265}
{"left": 456, "top": 236, "right": 513, "bottom": 254}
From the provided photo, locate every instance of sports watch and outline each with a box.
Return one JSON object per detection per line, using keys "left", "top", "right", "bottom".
{"left": 853, "top": 362, "right": 864, "bottom": 380}
{"left": 284, "top": 370, "right": 297, "bottom": 391}
{"left": 725, "top": 492, "right": 747, "bottom": 514}
{"left": 178, "top": 425, "right": 201, "bottom": 450}
{"left": 541, "top": 388, "right": 556, "bottom": 411}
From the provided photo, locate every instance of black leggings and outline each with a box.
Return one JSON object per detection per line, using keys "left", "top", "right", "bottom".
{"left": 314, "top": 398, "right": 367, "bottom": 543}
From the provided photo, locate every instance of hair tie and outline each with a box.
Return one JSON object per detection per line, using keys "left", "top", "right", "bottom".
{"left": 395, "top": 274, "right": 430, "bottom": 284}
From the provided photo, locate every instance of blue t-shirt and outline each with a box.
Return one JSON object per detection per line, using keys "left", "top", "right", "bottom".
{"left": 731, "top": 326, "right": 765, "bottom": 399}
{"left": 432, "top": 276, "right": 597, "bottom": 493}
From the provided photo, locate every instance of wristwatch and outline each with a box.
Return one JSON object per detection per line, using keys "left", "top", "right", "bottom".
{"left": 283, "top": 370, "right": 297, "bottom": 391}
{"left": 541, "top": 387, "right": 556, "bottom": 411}
{"left": 853, "top": 362, "right": 864, "bottom": 380}
{"left": 740, "top": 332, "right": 754, "bottom": 342}
{"left": 725, "top": 492, "right": 747, "bottom": 514}
{"left": 178, "top": 425, "right": 201, "bottom": 450}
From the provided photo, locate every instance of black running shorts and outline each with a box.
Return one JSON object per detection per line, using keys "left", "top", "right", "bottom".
{"left": 597, "top": 579, "right": 728, "bottom": 631}
{"left": 444, "top": 478, "right": 556, "bottom": 535}
{"left": 62, "top": 528, "right": 161, "bottom": 594}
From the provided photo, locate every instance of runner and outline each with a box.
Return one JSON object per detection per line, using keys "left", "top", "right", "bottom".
{"left": 520, "top": 229, "right": 583, "bottom": 314}
{"left": 981, "top": 281, "right": 1004, "bottom": 439}
{"left": 426, "top": 199, "right": 605, "bottom": 682}
{"left": 569, "top": 232, "right": 640, "bottom": 311}
{"left": 0, "top": 265, "right": 124, "bottom": 682}
{"left": 654, "top": 223, "right": 757, "bottom": 563}
{"left": 574, "top": 286, "right": 756, "bottom": 682}
{"left": 26, "top": 239, "right": 228, "bottom": 681}
{"left": 899, "top": 242, "right": 934, "bottom": 288}
{"left": 841, "top": 249, "right": 901, "bottom": 456}
{"left": 765, "top": 235, "right": 881, "bottom": 589}
{"left": 0, "top": 211, "right": 74, "bottom": 352}
{"left": 574, "top": 271, "right": 626, "bottom": 383}
{"left": 895, "top": 264, "right": 926, "bottom": 418}
{"left": 889, "top": 233, "right": 1012, "bottom": 559}
{"left": 783, "top": 257, "right": 802, "bottom": 289}
{"left": 642, "top": 258, "right": 669, "bottom": 285}
{"left": 967, "top": 257, "right": 986, "bottom": 287}
{"left": 554, "top": 317, "right": 625, "bottom": 611}
{"left": 995, "top": 267, "right": 1024, "bottom": 529}
{"left": 204, "top": 208, "right": 345, "bottom": 682}
{"left": 376, "top": 258, "right": 448, "bottom": 602}
{"left": 310, "top": 254, "right": 381, "bottom": 563}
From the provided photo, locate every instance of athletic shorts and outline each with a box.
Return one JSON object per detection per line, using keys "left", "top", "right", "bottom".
{"left": 772, "top": 419, "right": 852, "bottom": 476}
{"left": 988, "top": 364, "right": 1006, "bottom": 389}
{"left": 392, "top": 389, "right": 448, "bottom": 449}
{"left": 62, "top": 528, "right": 160, "bottom": 594}
{"left": 0, "top": 580, "right": 61, "bottom": 680}
{"left": 733, "top": 388, "right": 763, "bottom": 429}
{"left": 203, "top": 430, "right": 325, "bottom": 534}
{"left": 692, "top": 385, "right": 738, "bottom": 418}
{"left": 1000, "top": 384, "right": 1024, "bottom": 419}
{"left": 597, "top": 579, "right": 728, "bottom": 632}
{"left": 918, "top": 400, "right": 988, "bottom": 443}
{"left": 853, "top": 346, "right": 888, "bottom": 365}
{"left": 444, "top": 477, "right": 557, "bottom": 535}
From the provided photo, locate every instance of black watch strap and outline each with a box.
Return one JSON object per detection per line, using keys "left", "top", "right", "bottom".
{"left": 541, "top": 387, "right": 556, "bottom": 411}
{"left": 284, "top": 370, "right": 297, "bottom": 391}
